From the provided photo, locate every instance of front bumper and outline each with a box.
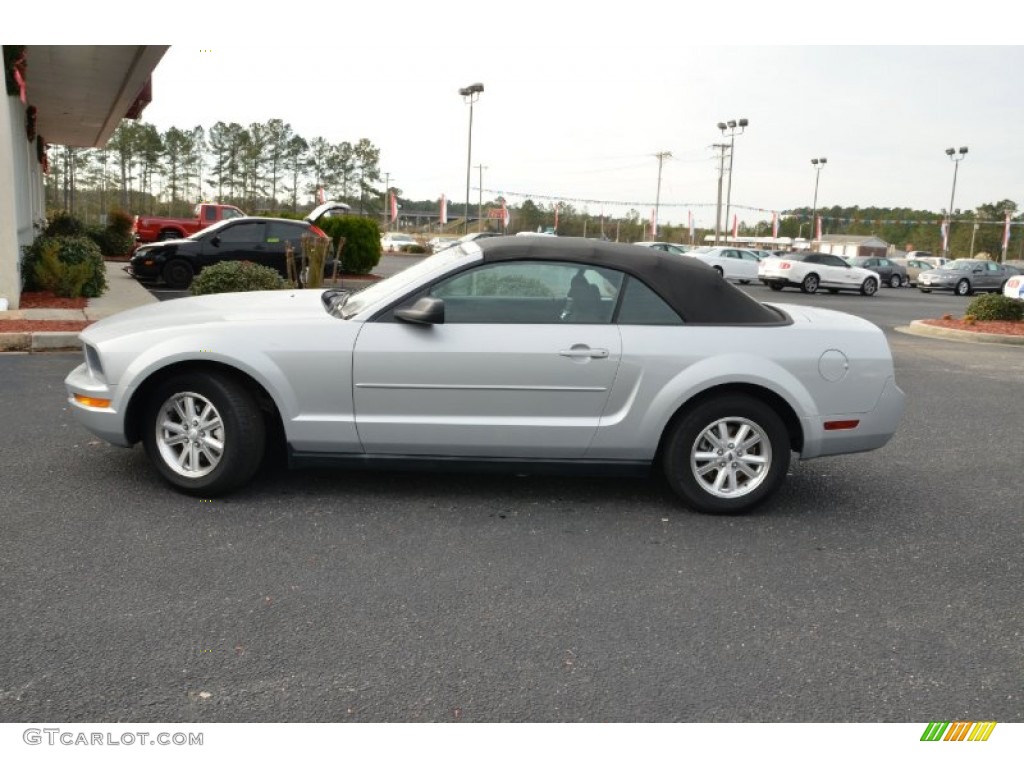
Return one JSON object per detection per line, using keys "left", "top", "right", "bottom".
{"left": 64, "top": 362, "right": 132, "bottom": 447}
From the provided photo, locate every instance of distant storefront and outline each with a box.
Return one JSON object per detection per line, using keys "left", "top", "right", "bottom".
{"left": 813, "top": 235, "right": 889, "bottom": 259}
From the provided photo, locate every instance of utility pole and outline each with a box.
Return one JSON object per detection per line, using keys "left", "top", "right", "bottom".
{"left": 476, "top": 164, "right": 487, "bottom": 232}
{"left": 653, "top": 151, "right": 672, "bottom": 239}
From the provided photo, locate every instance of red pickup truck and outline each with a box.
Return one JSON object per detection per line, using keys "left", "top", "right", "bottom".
{"left": 133, "top": 203, "right": 245, "bottom": 243}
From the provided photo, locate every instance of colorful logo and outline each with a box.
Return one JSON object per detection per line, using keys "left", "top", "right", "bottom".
{"left": 921, "top": 721, "right": 997, "bottom": 742}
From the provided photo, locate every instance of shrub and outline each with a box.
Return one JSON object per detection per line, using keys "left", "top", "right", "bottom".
{"left": 317, "top": 216, "right": 381, "bottom": 275}
{"left": 190, "top": 261, "right": 286, "bottom": 296}
{"left": 22, "top": 234, "right": 106, "bottom": 297}
{"left": 44, "top": 211, "right": 88, "bottom": 238}
{"left": 964, "top": 293, "right": 1024, "bottom": 322}
{"left": 32, "top": 239, "right": 93, "bottom": 297}
{"left": 87, "top": 224, "right": 135, "bottom": 256}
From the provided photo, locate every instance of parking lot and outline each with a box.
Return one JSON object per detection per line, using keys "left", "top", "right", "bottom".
{"left": 1, "top": 280, "right": 1021, "bottom": 723}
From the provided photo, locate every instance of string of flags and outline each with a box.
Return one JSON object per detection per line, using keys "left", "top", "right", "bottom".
{"left": 478, "top": 188, "right": 1020, "bottom": 227}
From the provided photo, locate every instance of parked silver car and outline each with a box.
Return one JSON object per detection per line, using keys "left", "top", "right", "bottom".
{"left": 65, "top": 237, "right": 905, "bottom": 514}
{"left": 917, "top": 259, "right": 1016, "bottom": 296}
{"left": 846, "top": 257, "right": 909, "bottom": 288}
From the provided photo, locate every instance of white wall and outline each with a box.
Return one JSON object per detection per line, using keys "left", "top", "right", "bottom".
{"left": 1, "top": 94, "right": 46, "bottom": 310}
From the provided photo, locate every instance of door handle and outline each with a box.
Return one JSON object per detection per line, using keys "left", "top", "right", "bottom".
{"left": 559, "top": 346, "right": 609, "bottom": 359}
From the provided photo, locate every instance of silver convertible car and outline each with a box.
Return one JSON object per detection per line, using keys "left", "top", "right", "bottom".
{"left": 65, "top": 237, "right": 905, "bottom": 514}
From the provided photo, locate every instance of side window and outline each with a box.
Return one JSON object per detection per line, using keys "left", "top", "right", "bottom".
{"left": 616, "top": 277, "right": 683, "bottom": 325}
{"left": 987, "top": 262, "right": 1000, "bottom": 272}
{"left": 427, "top": 261, "right": 623, "bottom": 324}
{"left": 216, "top": 222, "right": 265, "bottom": 243}
{"left": 266, "top": 221, "right": 305, "bottom": 244}
{"left": 223, "top": 208, "right": 244, "bottom": 220}
{"left": 825, "top": 255, "right": 848, "bottom": 267}
{"left": 805, "top": 255, "right": 821, "bottom": 264}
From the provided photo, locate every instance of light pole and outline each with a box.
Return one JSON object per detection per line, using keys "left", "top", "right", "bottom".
{"left": 810, "top": 157, "right": 827, "bottom": 244}
{"left": 712, "top": 143, "right": 729, "bottom": 245}
{"left": 718, "top": 118, "right": 748, "bottom": 243}
{"left": 945, "top": 146, "right": 967, "bottom": 256}
{"left": 459, "top": 83, "right": 484, "bottom": 234}
{"left": 476, "top": 164, "right": 487, "bottom": 232}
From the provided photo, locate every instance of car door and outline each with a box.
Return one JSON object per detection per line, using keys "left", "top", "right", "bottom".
{"left": 982, "top": 262, "right": 1004, "bottom": 290}
{"left": 734, "top": 250, "right": 760, "bottom": 281}
{"left": 200, "top": 220, "right": 268, "bottom": 269}
{"left": 822, "top": 254, "right": 860, "bottom": 288}
{"left": 351, "top": 260, "right": 624, "bottom": 459}
{"left": 265, "top": 220, "right": 310, "bottom": 277}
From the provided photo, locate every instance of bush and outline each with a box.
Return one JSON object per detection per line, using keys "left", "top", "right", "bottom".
{"left": 964, "top": 293, "right": 1024, "bottom": 322}
{"left": 22, "top": 234, "right": 106, "bottom": 297}
{"left": 190, "top": 261, "right": 286, "bottom": 296}
{"left": 44, "top": 211, "right": 88, "bottom": 238}
{"left": 87, "top": 225, "right": 135, "bottom": 257}
{"left": 317, "top": 216, "right": 381, "bottom": 275}
{"left": 34, "top": 239, "right": 95, "bottom": 297}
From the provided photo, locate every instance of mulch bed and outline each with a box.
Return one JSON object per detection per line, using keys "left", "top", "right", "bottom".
{"left": 0, "top": 320, "right": 90, "bottom": 333}
{"left": 919, "top": 318, "right": 1024, "bottom": 336}
{"left": 17, "top": 291, "right": 88, "bottom": 309}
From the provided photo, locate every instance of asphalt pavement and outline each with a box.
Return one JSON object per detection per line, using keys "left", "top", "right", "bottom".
{"left": 0, "top": 315, "right": 1021, "bottom": 722}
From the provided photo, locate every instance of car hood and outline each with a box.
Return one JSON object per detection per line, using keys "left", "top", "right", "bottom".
{"left": 81, "top": 289, "right": 331, "bottom": 345}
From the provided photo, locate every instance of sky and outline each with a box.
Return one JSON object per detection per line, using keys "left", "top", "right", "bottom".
{"left": 36, "top": 3, "right": 1024, "bottom": 228}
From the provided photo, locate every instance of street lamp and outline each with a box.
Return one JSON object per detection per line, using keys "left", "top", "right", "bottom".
{"left": 810, "top": 157, "right": 827, "bottom": 244}
{"left": 944, "top": 146, "right": 967, "bottom": 256}
{"left": 459, "top": 82, "right": 484, "bottom": 234}
{"left": 717, "top": 118, "right": 748, "bottom": 243}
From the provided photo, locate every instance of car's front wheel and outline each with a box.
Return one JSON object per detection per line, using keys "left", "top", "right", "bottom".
{"left": 800, "top": 274, "right": 819, "bottom": 294}
{"left": 889, "top": 274, "right": 902, "bottom": 288}
{"left": 142, "top": 372, "right": 266, "bottom": 495}
{"left": 860, "top": 277, "right": 878, "bottom": 296}
{"left": 162, "top": 259, "right": 194, "bottom": 289}
{"left": 956, "top": 279, "right": 972, "bottom": 296}
{"left": 662, "top": 395, "right": 790, "bottom": 514}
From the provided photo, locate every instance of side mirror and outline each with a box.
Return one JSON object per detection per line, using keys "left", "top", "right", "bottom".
{"left": 210, "top": 236, "right": 221, "bottom": 247}
{"left": 395, "top": 297, "right": 445, "bottom": 325}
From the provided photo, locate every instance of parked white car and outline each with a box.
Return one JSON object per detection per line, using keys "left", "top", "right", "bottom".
{"left": 689, "top": 247, "right": 761, "bottom": 284}
{"left": 381, "top": 232, "right": 419, "bottom": 251}
{"left": 759, "top": 252, "right": 881, "bottom": 295}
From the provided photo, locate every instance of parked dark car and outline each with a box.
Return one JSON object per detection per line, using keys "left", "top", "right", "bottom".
{"left": 846, "top": 256, "right": 909, "bottom": 288}
{"left": 128, "top": 202, "right": 350, "bottom": 289}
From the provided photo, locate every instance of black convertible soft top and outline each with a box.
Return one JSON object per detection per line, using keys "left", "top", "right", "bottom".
{"left": 477, "top": 236, "right": 785, "bottom": 325}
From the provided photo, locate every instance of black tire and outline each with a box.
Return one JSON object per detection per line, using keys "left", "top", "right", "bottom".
{"left": 162, "top": 259, "right": 194, "bottom": 289}
{"left": 860, "top": 277, "right": 878, "bottom": 296}
{"left": 800, "top": 273, "right": 819, "bottom": 294}
{"left": 901, "top": 275, "right": 911, "bottom": 287}
{"left": 662, "top": 394, "right": 790, "bottom": 514}
{"left": 768, "top": 283, "right": 784, "bottom": 292}
{"left": 889, "top": 274, "right": 902, "bottom": 288}
{"left": 739, "top": 279, "right": 751, "bottom": 285}
{"left": 955, "top": 279, "right": 972, "bottom": 296}
{"left": 713, "top": 266, "right": 724, "bottom": 278}
{"left": 919, "top": 288, "right": 931, "bottom": 293}
{"left": 158, "top": 229, "right": 181, "bottom": 241}
{"left": 142, "top": 371, "right": 266, "bottom": 495}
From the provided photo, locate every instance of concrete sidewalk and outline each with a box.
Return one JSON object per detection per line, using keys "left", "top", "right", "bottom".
{"left": 0, "top": 262, "right": 157, "bottom": 352}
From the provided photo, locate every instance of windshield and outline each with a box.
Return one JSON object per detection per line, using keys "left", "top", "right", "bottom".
{"left": 334, "top": 245, "right": 475, "bottom": 319}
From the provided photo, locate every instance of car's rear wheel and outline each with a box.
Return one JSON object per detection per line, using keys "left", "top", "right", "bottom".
{"left": 162, "top": 259, "right": 194, "bottom": 289}
{"left": 956, "top": 279, "right": 972, "bottom": 296}
{"left": 662, "top": 395, "right": 790, "bottom": 514}
{"left": 142, "top": 372, "right": 265, "bottom": 495}
{"left": 713, "top": 266, "right": 724, "bottom": 278}
{"left": 860, "top": 277, "right": 878, "bottom": 296}
{"left": 889, "top": 274, "right": 902, "bottom": 288}
{"left": 801, "top": 274, "right": 819, "bottom": 293}
{"left": 768, "top": 283, "right": 784, "bottom": 292}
